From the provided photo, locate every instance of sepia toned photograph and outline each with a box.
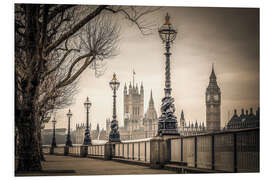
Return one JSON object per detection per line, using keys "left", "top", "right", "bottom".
{"left": 14, "top": 2, "right": 259, "bottom": 176}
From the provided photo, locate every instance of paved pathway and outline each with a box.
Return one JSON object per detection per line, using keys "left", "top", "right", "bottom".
{"left": 16, "top": 155, "right": 175, "bottom": 176}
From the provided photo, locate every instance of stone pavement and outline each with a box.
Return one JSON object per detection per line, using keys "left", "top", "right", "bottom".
{"left": 16, "top": 155, "right": 175, "bottom": 176}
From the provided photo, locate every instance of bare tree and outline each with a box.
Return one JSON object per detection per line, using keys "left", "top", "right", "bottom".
{"left": 15, "top": 4, "right": 160, "bottom": 171}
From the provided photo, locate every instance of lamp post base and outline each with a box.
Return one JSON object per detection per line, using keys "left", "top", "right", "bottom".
{"left": 109, "top": 131, "right": 120, "bottom": 142}
{"left": 83, "top": 133, "right": 91, "bottom": 145}
{"left": 157, "top": 96, "right": 180, "bottom": 136}
{"left": 65, "top": 138, "right": 73, "bottom": 147}
{"left": 158, "top": 118, "right": 180, "bottom": 136}
{"left": 83, "top": 138, "right": 91, "bottom": 145}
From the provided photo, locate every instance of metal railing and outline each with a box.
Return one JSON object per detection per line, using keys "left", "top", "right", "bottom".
{"left": 114, "top": 139, "right": 151, "bottom": 163}
{"left": 42, "top": 128, "right": 259, "bottom": 173}
{"left": 88, "top": 145, "right": 105, "bottom": 157}
{"left": 69, "top": 145, "right": 81, "bottom": 156}
{"left": 49, "top": 144, "right": 66, "bottom": 155}
{"left": 169, "top": 128, "right": 259, "bottom": 172}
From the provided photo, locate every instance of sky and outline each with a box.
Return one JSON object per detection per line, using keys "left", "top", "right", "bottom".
{"left": 45, "top": 6, "right": 259, "bottom": 131}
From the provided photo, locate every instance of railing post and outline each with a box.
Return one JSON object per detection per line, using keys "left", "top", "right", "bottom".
{"left": 132, "top": 143, "right": 134, "bottom": 160}
{"left": 122, "top": 143, "right": 124, "bottom": 158}
{"left": 80, "top": 145, "right": 88, "bottom": 157}
{"left": 127, "top": 143, "right": 129, "bottom": 159}
{"left": 64, "top": 146, "right": 69, "bottom": 156}
{"left": 118, "top": 143, "right": 120, "bottom": 157}
{"left": 234, "top": 133, "right": 238, "bottom": 172}
{"left": 180, "top": 137, "right": 183, "bottom": 162}
{"left": 104, "top": 143, "right": 113, "bottom": 160}
{"left": 112, "top": 144, "right": 115, "bottom": 157}
{"left": 138, "top": 142, "right": 140, "bottom": 160}
{"left": 167, "top": 139, "right": 171, "bottom": 162}
{"left": 145, "top": 141, "right": 147, "bottom": 162}
{"left": 194, "top": 136, "right": 197, "bottom": 168}
{"left": 212, "top": 135, "right": 215, "bottom": 170}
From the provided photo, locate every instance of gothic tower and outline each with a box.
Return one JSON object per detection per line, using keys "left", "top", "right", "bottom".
{"left": 123, "top": 73, "right": 144, "bottom": 132}
{"left": 123, "top": 83, "right": 129, "bottom": 129}
{"left": 143, "top": 90, "right": 158, "bottom": 137}
{"left": 206, "top": 64, "right": 221, "bottom": 131}
{"left": 139, "top": 82, "right": 144, "bottom": 127}
{"left": 180, "top": 110, "right": 185, "bottom": 128}
{"left": 144, "top": 91, "right": 158, "bottom": 128}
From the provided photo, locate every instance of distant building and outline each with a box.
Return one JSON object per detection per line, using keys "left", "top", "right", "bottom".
{"left": 178, "top": 110, "right": 206, "bottom": 136}
{"left": 226, "top": 107, "right": 259, "bottom": 130}
{"left": 41, "top": 128, "right": 76, "bottom": 145}
{"left": 206, "top": 65, "right": 221, "bottom": 131}
{"left": 123, "top": 81, "right": 144, "bottom": 131}
{"left": 75, "top": 123, "right": 86, "bottom": 144}
{"left": 105, "top": 75, "right": 159, "bottom": 140}
{"left": 74, "top": 122, "right": 108, "bottom": 144}
{"left": 143, "top": 90, "right": 158, "bottom": 138}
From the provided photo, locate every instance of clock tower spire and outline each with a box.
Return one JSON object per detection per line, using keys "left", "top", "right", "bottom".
{"left": 206, "top": 64, "right": 221, "bottom": 131}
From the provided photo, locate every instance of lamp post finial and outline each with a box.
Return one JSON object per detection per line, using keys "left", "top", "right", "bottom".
{"left": 165, "top": 13, "right": 171, "bottom": 25}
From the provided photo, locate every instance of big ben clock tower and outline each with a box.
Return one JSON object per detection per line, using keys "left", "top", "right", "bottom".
{"left": 206, "top": 64, "right": 221, "bottom": 131}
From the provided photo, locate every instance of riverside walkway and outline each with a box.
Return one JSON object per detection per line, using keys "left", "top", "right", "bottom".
{"left": 16, "top": 155, "right": 174, "bottom": 176}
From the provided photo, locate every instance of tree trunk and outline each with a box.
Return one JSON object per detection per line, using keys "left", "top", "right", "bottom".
{"left": 38, "top": 127, "right": 45, "bottom": 161}
{"left": 15, "top": 5, "right": 43, "bottom": 172}
{"left": 16, "top": 111, "right": 42, "bottom": 171}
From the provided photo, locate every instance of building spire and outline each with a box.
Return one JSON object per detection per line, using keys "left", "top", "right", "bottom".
{"left": 133, "top": 69, "right": 136, "bottom": 88}
{"left": 181, "top": 110, "right": 184, "bottom": 120}
{"left": 124, "top": 82, "right": 127, "bottom": 94}
{"left": 145, "top": 90, "right": 157, "bottom": 120}
{"left": 207, "top": 63, "right": 219, "bottom": 91}
{"left": 210, "top": 63, "right": 216, "bottom": 79}
{"left": 149, "top": 89, "right": 154, "bottom": 105}
{"left": 140, "top": 81, "right": 144, "bottom": 95}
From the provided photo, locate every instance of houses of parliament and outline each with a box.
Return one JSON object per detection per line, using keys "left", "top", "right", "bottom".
{"left": 73, "top": 65, "right": 259, "bottom": 143}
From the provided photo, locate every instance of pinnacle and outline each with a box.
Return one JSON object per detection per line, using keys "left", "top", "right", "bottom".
{"left": 210, "top": 63, "right": 216, "bottom": 79}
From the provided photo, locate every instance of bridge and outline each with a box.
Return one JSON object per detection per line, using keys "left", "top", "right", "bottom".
{"left": 20, "top": 128, "right": 259, "bottom": 176}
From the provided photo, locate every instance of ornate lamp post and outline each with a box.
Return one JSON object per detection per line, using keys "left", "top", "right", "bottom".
{"left": 83, "top": 97, "right": 92, "bottom": 145}
{"left": 65, "top": 109, "right": 73, "bottom": 146}
{"left": 109, "top": 73, "right": 120, "bottom": 142}
{"left": 51, "top": 117, "right": 57, "bottom": 148}
{"left": 157, "top": 13, "right": 179, "bottom": 136}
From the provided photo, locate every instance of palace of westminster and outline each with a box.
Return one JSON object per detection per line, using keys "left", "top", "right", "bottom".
{"left": 68, "top": 65, "right": 260, "bottom": 144}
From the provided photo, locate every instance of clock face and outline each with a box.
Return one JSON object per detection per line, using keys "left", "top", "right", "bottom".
{"left": 207, "top": 94, "right": 211, "bottom": 101}
{"left": 214, "top": 94, "right": 219, "bottom": 101}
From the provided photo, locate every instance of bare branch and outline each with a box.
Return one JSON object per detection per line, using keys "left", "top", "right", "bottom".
{"left": 56, "top": 56, "right": 94, "bottom": 88}
{"left": 42, "top": 48, "right": 80, "bottom": 78}
{"left": 104, "top": 6, "right": 161, "bottom": 35}
{"left": 45, "top": 5, "right": 107, "bottom": 55}
{"left": 47, "top": 5, "right": 76, "bottom": 22}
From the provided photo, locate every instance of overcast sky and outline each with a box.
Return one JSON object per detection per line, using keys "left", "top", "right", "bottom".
{"left": 46, "top": 6, "right": 259, "bottom": 131}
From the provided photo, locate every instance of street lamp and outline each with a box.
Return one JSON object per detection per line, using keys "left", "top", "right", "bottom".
{"left": 51, "top": 117, "right": 57, "bottom": 148}
{"left": 65, "top": 109, "right": 73, "bottom": 146}
{"left": 157, "top": 13, "right": 179, "bottom": 136}
{"left": 109, "top": 73, "right": 120, "bottom": 142}
{"left": 83, "top": 97, "right": 92, "bottom": 145}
